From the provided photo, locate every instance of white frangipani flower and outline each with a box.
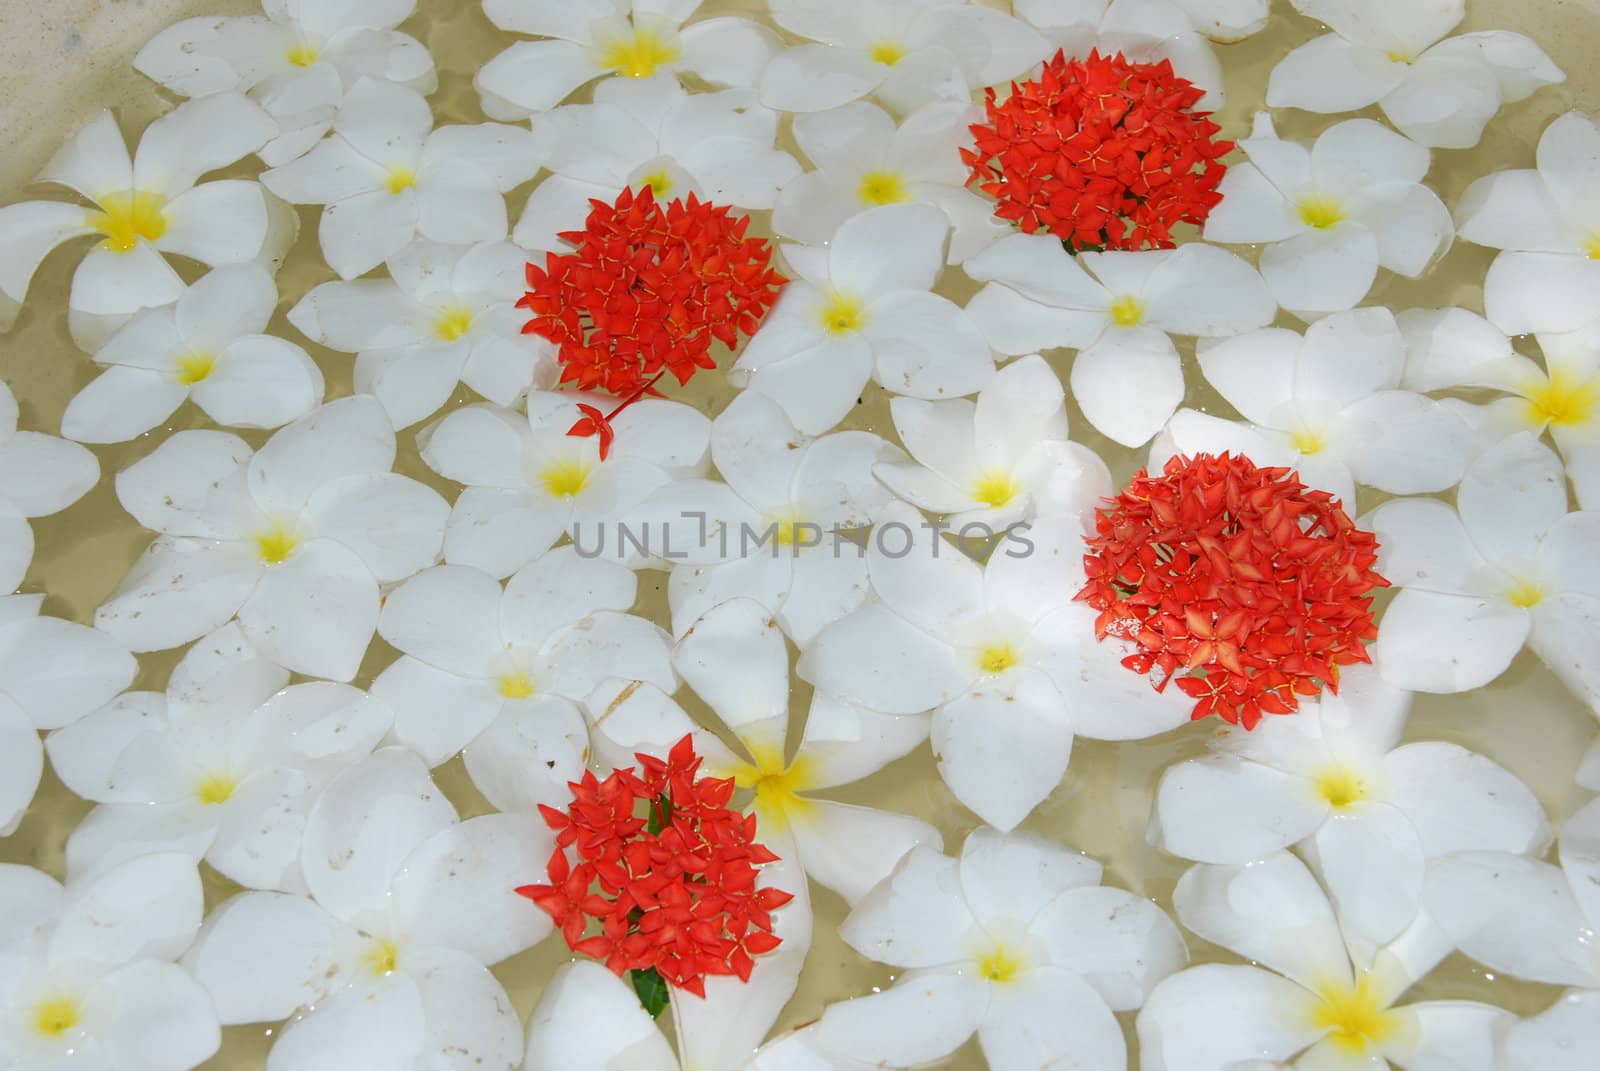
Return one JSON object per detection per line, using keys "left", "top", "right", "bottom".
{"left": 63, "top": 264, "right": 324, "bottom": 444}
{"left": 1203, "top": 114, "right": 1454, "bottom": 318}
{"left": 810, "top": 829, "right": 1186, "bottom": 1071}
{"left": 261, "top": 78, "right": 540, "bottom": 279}
{"left": 46, "top": 623, "right": 392, "bottom": 890}
{"left": 1168, "top": 0, "right": 1269, "bottom": 42}
{"left": 1500, "top": 990, "right": 1600, "bottom": 1071}
{"left": 0, "top": 94, "right": 276, "bottom": 344}
{"left": 1267, "top": 0, "right": 1563, "bottom": 149}
{"left": 1155, "top": 308, "right": 1478, "bottom": 508}
{"left": 1013, "top": 0, "right": 1227, "bottom": 108}
{"left": 1455, "top": 111, "right": 1600, "bottom": 335}
{"left": 802, "top": 503, "right": 1194, "bottom": 831}
{"left": 875, "top": 353, "right": 1112, "bottom": 531}
{"left": 0, "top": 854, "right": 218, "bottom": 1071}
{"left": 1151, "top": 662, "right": 1550, "bottom": 948}
{"left": 95, "top": 396, "right": 449, "bottom": 681}
{"left": 476, "top": 0, "right": 780, "bottom": 120}
{"left": 515, "top": 75, "right": 798, "bottom": 252}
{"left": 183, "top": 749, "right": 550, "bottom": 1071}
{"left": 732, "top": 203, "right": 995, "bottom": 437}
{"left": 772, "top": 99, "right": 1007, "bottom": 264}
{"left": 134, "top": 0, "right": 437, "bottom": 166}
{"left": 0, "top": 594, "right": 137, "bottom": 837}
{"left": 289, "top": 241, "right": 555, "bottom": 429}
{"left": 964, "top": 233, "right": 1276, "bottom": 447}
{"left": 0, "top": 381, "right": 99, "bottom": 594}
{"left": 1138, "top": 851, "right": 1512, "bottom": 1071}
{"left": 372, "top": 553, "right": 675, "bottom": 812}
{"left": 1366, "top": 433, "right": 1600, "bottom": 708}
{"left": 759, "top": 0, "right": 1049, "bottom": 115}
{"left": 419, "top": 392, "right": 710, "bottom": 576}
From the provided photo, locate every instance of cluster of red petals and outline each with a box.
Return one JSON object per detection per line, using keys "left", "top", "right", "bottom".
{"left": 518, "top": 186, "right": 786, "bottom": 457}
{"left": 515, "top": 734, "right": 793, "bottom": 997}
{"left": 964, "top": 49, "right": 1233, "bottom": 251}
{"left": 1075, "top": 454, "right": 1390, "bottom": 730}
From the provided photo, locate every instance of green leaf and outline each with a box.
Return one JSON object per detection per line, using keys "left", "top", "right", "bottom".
{"left": 631, "top": 966, "right": 670, "bottom": 1018}
{"left": 645, "top": 793, "right": 672, "bottom": 835}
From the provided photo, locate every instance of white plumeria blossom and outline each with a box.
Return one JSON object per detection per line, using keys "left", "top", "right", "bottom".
{"left": 1154, "top": 308, "right": 1478, "bottom": 509}
{"left": 0, "top": 94, "right": 275, "bottom": 341}
{"left": 95, "top": 396, "right": 449, "bottom": 680}
{"left": 419, "top": 392, "right": 709, "bottom": 576}
{"left": 1267, "top": 0, "right": 1563, "bottom": 149}
{"left": 1203, "top": 114, "right": 1454, "bottom": 318}
{"left": 964, "top": 233, "right": 1276, "bottom": 447}
{"left": 0, "top": 594, "right": 136, "bottom": 837}
{"left": 1138, "top": 851, "right": 1512, "bottom": 1071}
{"left": 802, "top": 502, "right": 1193, "bottom": 831}
{"left": 645, "top": 390, "right": 905, "bottom": 646}
{"left": 809, "top": 829, "right": 1186, "bottom": 1071}
{"left": 289, "top": 240, "right": 555, "bottom": 429}
{"left": 760, "top": 0, "right": 1049, "bottom": 115}
{"left": 1167, "top": 0, "right": 1269, "bottom": 42}
{"left": 183, "top": 749, "right": 550, "bottom": 1071}
{"left": 875, "top": 352, "right": 1113, "bottom": 531}
{"left": 1014, "top": 0, "right": 1227, "bottom": 108}
{"left": 63, "top": 264, "right": 324, "bottom": 444}
{"left": 372, "top": 552, "right": 675, "bottom": 811}
{"left": 46, "top": 622, "right": 391, "bottom": 891}
{"left": 1500, "top": 988, "right": 1600, "bottom": 1071}
{"left": 732, "top": 203, "right": 995, "bottom": 437}
{"left": 515, "top": 75, "right": 799, "bottom": 252}
{"left": 0, "top": 854, "right": 218, "bottom": 1071}
{"left": 1455, "top": 111, "right": 1600, "bottom": 336}
{"left": 134, "top": 0, "right": 437, "bottom": 167}
{"left": 476, "top": 0, "right": 779, "bottom": 120}
{"left": 1150, "top": 661, "right": 1550, "bottom": 948}
{"left": 1366, "top": 432, "right": 1599, "bottom": 708}
{"left": 261, "top": 78, "right": 540, "bottom": 279}
{"left": 772, "top": 99, "right": 1008, "bottom": 264}
{"left": 0, "top": 380, "right": 100, "bottom": 594}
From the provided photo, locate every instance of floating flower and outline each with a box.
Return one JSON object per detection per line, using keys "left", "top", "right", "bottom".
{"left": 0, "top": 381, "right": 99, "bottom": 594}
{"left": 732, "top": 203, "right": 994, "bottom": 436}
{"left": 759, "top": 0, "right": 1048, "bottom": 114}
{"left": 183, "top": 750, "right": 550, "bottom": 1071}
{"left": 1151, "top": 661, "right": 1550, "bottom": 946}
{"left": 261, "top": 78, "right": 540, "bottom": 279}
{"left": 1366, "top": 433, "right": 1600, "bottom": 708}
{"left": 0, "top": 94, "right": 276, "bottom": 347}
{"left": 62, "top": 264, "right": 323, "bottom": 444}
{"left": 1166, "top": 0, "right": 1270, "bottom": 42}
{"left": 95, "top": 396, "right": 449, "bottom": 680}
{"left": 1203, "top": 113, "right": 1453, "bottom": 317}
{"left": 289, "top": 240, "right": 555, "bottom": 429}
{"left": 1012, "top": 1, "right": 1227, "bottom": 110}
{"left": 1268, "top": 0, "right": 1563, "bottom": 149}
{"left": 1078, "top": 452, "right": 1390, "bottom": 730}
{"left": 1455, "top": 111, "right": 1600, "bottom": 335}
{"left": 0, "top": 854, "right": 218, "bottom": 1071}
{"left": 372, "top": 553, "right": 675, "bottom": 811}
{"left": 964, "top": 234, "right": 1275, "bottom": 446}
{"left": 133, "top": 0, "right": 436, "bottom": 165}
{"left": 515, "top": 75, "right": 798, "bottom": 252}
{"left": 520, "top": 185, "right": 785, "bottom": 454}
{"left": 809, "top": 829, "right": 1185, "bottom": 1071}
{"left": 1138, "top": 851, "right": 1512, "bottom": 1071}
{"left": 46, "top": 623, "right": 391, "bottom": 889}
{"left": 1501, "top": 990, "right": 1600, "bottom": 1071}
{"left": 966, "top": 50, "right": 1232, "bottom": 252}
{"left": 476, "top": 0, "right": 779, "bottom": 119}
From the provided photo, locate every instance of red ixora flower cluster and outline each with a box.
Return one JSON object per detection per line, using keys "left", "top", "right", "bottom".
{"left": 515, "top": 734, "right": 793, "bottom": 997}
{"left": 964, "top": 49, "right": 1232, "bottom": 252}
{"left": 1075, "top": 454, "right": 1390, "bottom": 730}
{"left": 519, "top": 186, "right": 786, "bottom": 458}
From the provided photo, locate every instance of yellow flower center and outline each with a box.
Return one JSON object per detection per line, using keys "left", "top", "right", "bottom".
{"left": 1311, "top": 977, "right": 1400, "bottom": 1054}
{"left": 1385, "top": 48, "right": 1415, "bottom": 64}
{"left": 1109, "top": 294, "right": 1146, "bottom": 328}
{"left": 540, "top": 457, "right": 592, "bottom": 499}
{"left": 1504, "top": 578, "right": 1546, "bottom": 609}
{"left": 175, "top": 352, "right": 216, "bottom": 386}
{"left": 1298, "top": 195, "right": 1346, "bottom": 230}
{"left": 597, "top": 24, "right": 681, "bottom": 78}
{"left": 977, "top": 942, "right": 1025, "bottom": 984}
{"left": 364, "top": 938, "right": 400, "bottom": 977}
{"left": 1315, "top": 766, "right": 1368, "bottom": 810}
{"left": 287, "top": 42, "right": 321, "bottom": 67}
{"left": 254, "top": 521, "right": 301, "bottom": 565}
{"left": 976, "top": 641, "right": 1021, "bottom": 676}
{"left": 1290, "top": 427, "right": 1326, "bottom": 455}
{"left": 33, "top": 997, "right": 79, "bottom": 1038}
{"left": 734, "top": 745, "right": 816, "bottom": 830}
{"left": 384, "top": 166, "right": 416, "bottom": 195}
{"left": 819, "top": 289, "right": 869, "bottom": 335}
{"left": 1524, "top": 368, "right": 1600, "bottom": 429}
{"left": 498, "top": 670, "right": 536, "bottom": 699}
{"left": 638, "top": 169, "right": 673, "bottom": 197}
{"left": 1585, "top": 233, "right": 1600, "bottom": 260}
{"left": 433, "top": 305, "right": 474, "bottom": 341}
{"left": 970, "top": 470, "right": 1021, "bottom": 509}
{"left": 87, "top": 190, "right": 169, "bottom": 253}
{"left": 870, "top": 41, "right": 907, "bottom": 66}
{"left": 194, "top": 772, "right": 238, "bottom": 806}
{"left": 857, "top": 170, "right": 910, "bottom": 206}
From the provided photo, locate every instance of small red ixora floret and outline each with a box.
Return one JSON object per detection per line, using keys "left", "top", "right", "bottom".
{"left": 518, "top": 186, "right": 787, "bottom": 458}
{"left": 963, "top": 49, "right": 1233, "bottom": 252}
{"left": 1075, "top": 453, "right": 1390, "bottom": 730}
{"left": 514, "top": 734, "right": 794, "bottom": 998}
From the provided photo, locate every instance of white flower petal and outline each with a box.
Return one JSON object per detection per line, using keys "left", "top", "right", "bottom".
{"left": 0, "top": 695, "right": 42, "bottom": 836}
{"left": 789, "top": 799, "right": 941, "bottom": 907}
{"left": 0, "top": 614, "right": 137, "bottom": 730}
{"left": 319, "top": 188, "right": 418, "bottom": 279}
{"left": 759, "top": 44, "right": 885, "bottom": 113}
{"left": 1144, "top": 245, "right": 1277, "bottom": 337}
{"left": 678, "top": 17, "right": 783, "bottom": 90}
{"left": 378, "top": 565, "right": 502, "bottom": 677}
{"left": 673, "top": 598, "right": 789, "bottom": 747}
{"left": 1528, "top": 593, "right": 1600, "bottom": 713}
{"left": 238, "top": 539, "right": 379, "bottom": 682}
{"left": 1070, "top": 331, "right": 1184, "bottom": 448}
{"left": 1425, "top": 852, "right": 1598, "bottom": 987}
{"left": 1260, "top": 225, "right": 1380, "bottom": 316}
{"left": 1385, "top": 741, "right": 1551, "bottom": 858}
{"left": 0, "top": 200, "right": 96, "bottom": 314}
{"left": 52, "top": 852, "right": 203, "bottom": 970}
{"left": 184, "top": 891, "right": 338, "bottom": 1025}
{"left": 306, "top": 472, "right": 446, "bottom": 584}
{"left": 84, "top": 960, "right": 220, "bottom": 1071}
{"left": 191, "top": 337, "right": 325, "bottom": 430}
{"left": 1194, "top": 329, "right": 1301, "bottom": 426}
{"left": 1030, "top": 604, "right": 1195, "bottom": 741}
{"left": 524, "top": 960, "right": 678, "bottom": 1071}
{"left": 830, "top": 203, "right": 948, "bottom": 298}
{"left": 1311, "top": 802, "right": 1425, "bottom": 946}
{"left": 157, "top": 180, "right": 270, "bottom": 266}
{"left": 1338, "top": 391, "right": 1474, "bottom": 495}
{"left": 1029, "top": 885, "right": 1187, "bottom": 1011}
{"left": 462, "top": 695, "right": 588, "bottom": 814}
{"left": 1373, "top": 589, "right": 1529, "bottom": 693}
{"left": 1151, "top": 754, "right": 1329, "bottom": 864}
{"left": 1502, "top": 989, "right": 1600, "bottom": 1071}
{"left": 373, "top": 656, "right": 500, "bottom": 766}
{"left": 868, "top": 291, "right": 994, "bottom": 400}
{"left": 0, "top": 433, "right": 94, "bottom": 520}
{"left": 838, "top": 844, "right": 979, "bottom": 969}
{"left": 1380, "top": 53, "right": 1502, "bottom": 150}
{"left": 1458, "top": 432, "right": 1567, "bottom": 565}
{"left": 474, "top": 39, "right": 604, "bottom": 117}
{"left": 1483, "top": 252, "right": 1600, "bottom": 336}
{"left": 1266, "top": 34, "right": 1401, "bottom": 113}
{"left": 980, "top": 968, "right": 1125, "bottom": 1071}
{"left": 249, "top": 396, "right": 396, "bottom": 515}
{"left": 63, "top": 366, "right": 191, "bottom": 444}
{"left": 1454, "top": 169, "right": 1574, "bottom": 254}
{"left": 95, "top": 538, "right": 262, "bottom": 654}
{"left": 406, "top": 947, "right": 523, "bottom": 1071}
{"left": 933, "top": 674, "right": 1073, "bottom": 832}
{"left": 265, "top": 976, "right": 425, "bottom": 1071}
{"left": 814, "top": 971, "right": 985, "bottom": 1068}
